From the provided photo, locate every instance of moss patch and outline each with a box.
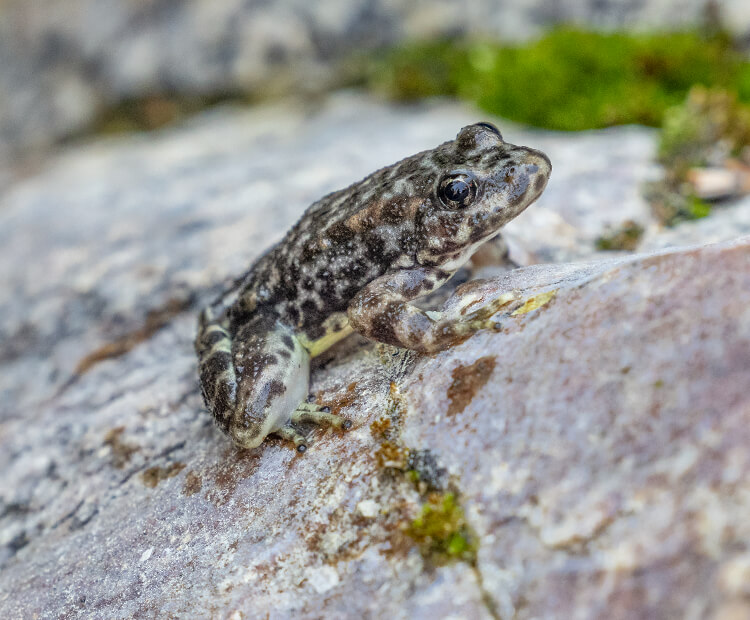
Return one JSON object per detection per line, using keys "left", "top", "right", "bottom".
{"left": 359, "top": 27, "right": 750, "bottom": 131}
{"left": 645, "top": 86, "right": 750, "bottom": 225}
{"left": 595, "top": 220, "right": 645, "bottom": 251}
{"left": 406, "top": 492, "right": 477, "bottom": 564}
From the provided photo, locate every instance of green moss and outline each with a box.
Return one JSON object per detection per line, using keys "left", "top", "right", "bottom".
{"left": 406, "top": 492, "right": 476, "bottom": 564}
{"left": 685, "top": 195, "right": 713, "bottom": 219}
{"left": 644, "top": 179, "right": 713, "bottom": 226}
{"left": 595, "top": 220, "right": 645, "bottom": 251}
{"left": 406, "top": 469, "right": 421, "bottom": 484}
{"left": 658, "top": 86, "right": 750, "bottom": 175}
{"left": 646, "top": 86, "right": 750, "bottom": 225}
{"left": 362, "top": 28, "right": 750, "bottom": 131}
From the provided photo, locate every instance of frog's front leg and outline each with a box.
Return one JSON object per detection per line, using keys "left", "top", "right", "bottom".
{"left": 195, "top": 309, "right": 349, "bottom": 451}
{"left": 347, "top": 267, "right": 506, "bottom": 354}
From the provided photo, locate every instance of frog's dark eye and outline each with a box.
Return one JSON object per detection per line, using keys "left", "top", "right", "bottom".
{"left": 438, "top": 173, "right": 477, "bottom": 209}
{"left": 474, "top": 122, "right": 502, "bottom": 139}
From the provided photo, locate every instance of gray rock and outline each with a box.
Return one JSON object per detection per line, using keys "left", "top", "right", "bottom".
{"left": 1, "top": 95, "right": 749, "bottom": 618}
{"left": 2, "top": 0, "right": 749, "bottom": 159}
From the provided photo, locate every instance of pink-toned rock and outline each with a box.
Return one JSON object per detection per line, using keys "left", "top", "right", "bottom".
{"left": 1, "top": 233, "right": 748, "bottom": 619}
{"left": 1, "top": 101, "right": 749, "bottom": 619}
{"left": 402, "top": 237, "right": 750, "bottom": 619}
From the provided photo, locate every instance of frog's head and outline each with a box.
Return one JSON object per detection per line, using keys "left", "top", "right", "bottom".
{"left": 416, "top": 122, "right": 550, "bottom": 268}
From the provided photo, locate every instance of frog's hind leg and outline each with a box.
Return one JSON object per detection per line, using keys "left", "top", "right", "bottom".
{"left": 196, "top": 309, "right": 307, "bottom": 449}
{"left": 195, "top": 308, "right": 238, "bottom": 434}
{"left": 292, "top": 402, "right": 353, "bottom": 430}
{"left": 197, "top": 309, "right": 352, "bottom": 452}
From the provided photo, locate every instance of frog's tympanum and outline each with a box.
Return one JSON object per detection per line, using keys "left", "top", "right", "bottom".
{"left": 195, "top": 123, "right": 551, "bottom": 451}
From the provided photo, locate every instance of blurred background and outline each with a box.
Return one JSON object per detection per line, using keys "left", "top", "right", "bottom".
{"left": 2, "top": 0, "right": 750, "bottom": 221}
{"left": 0, "top": 1, "right": 748, "bottom": 142}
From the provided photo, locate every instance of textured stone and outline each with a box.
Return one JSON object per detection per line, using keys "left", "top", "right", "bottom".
{"left": 1, "top": 95, "right": 749, "bottom": 618}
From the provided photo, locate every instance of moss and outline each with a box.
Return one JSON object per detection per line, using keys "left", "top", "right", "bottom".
{"left": 644, "top": 180, "right": 713, "bottom": 226}
{"left": 658, "top": 86, "right": 750, "bottom": 176}
{"left": 644, "top": 86, "right": 750, "bottom": 226}
{"left": 406, "top": 492, "right": 476, "bottom": 564}
{"left": 595, "top": 220, "right": 645, "bottom": 251}
{"left": 371, "top": 383, "right": 411, "bottom": 470}
{"left": 362, "top": 28, "right": 750, "bottom": 131}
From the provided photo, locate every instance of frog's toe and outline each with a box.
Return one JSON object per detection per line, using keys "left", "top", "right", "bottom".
{"left": 274, "top": 425, "right": 309, "bottom": 453}
{"left": 293, "top": 402, "right": 352, "bottom": 430}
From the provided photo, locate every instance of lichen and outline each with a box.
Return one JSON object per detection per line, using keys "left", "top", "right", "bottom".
{"left": 511, "top": 290, "right": 558, "bottom": 317}
{"left": 407, "top": 450, "right": 448, "bottom": 493}
{"left": 104, "top": 427, "right": 139, "bottom": 469}
{"left": 371, "top": 382, "right": 411, "bottom": 470}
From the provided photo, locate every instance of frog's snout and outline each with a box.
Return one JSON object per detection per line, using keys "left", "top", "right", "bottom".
{"left": 524, "top": 147, "right": 552, "bottom": 178}
{"left": 521, "top": 147, "right": 552, "bottom": 199}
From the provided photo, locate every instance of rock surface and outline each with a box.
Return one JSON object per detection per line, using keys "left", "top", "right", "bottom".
{"left": 2, "top": 0, "right": 750, "bottom": 160}
{"left": 1, "top": 95, "right": 749, "bottom": 618}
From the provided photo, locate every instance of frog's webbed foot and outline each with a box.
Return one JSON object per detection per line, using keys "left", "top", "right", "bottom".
{"left": 293, "top": 402, "right": 353, "bottom": 430}
{"left": 274, "top": 424, "right": 309, "bottom": 453}
{"left": 461, "top": 291, "right": 519, "bottom": 330}
{"left": 348, "top": 267, "right": 519, "bottom": 353}
{"left": 273, "top": 404, "right": 352, "bottom": 453}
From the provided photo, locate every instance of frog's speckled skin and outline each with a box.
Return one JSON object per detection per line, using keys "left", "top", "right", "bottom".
{"left": 195, "top": 123, "right": 551, "bottom": 451}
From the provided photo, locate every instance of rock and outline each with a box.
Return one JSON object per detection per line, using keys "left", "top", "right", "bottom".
{"left": 3, "top": 0, "right": 750, "bottom": 160}
{"left": 1, "top": 95, "right": 749, "bottom": 618}
{"left": 687, "top": 163, "right": 750, "bottom": 200}
{"left": 640, "top": 194, "right": 750, "bottom": 251}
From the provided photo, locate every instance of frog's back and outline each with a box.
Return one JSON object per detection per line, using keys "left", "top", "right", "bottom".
{"left": 225, "top": 125, "right": 549, "bottom": 341}
{"left": 228, "top": 147, "right": 447, "bottom": 336}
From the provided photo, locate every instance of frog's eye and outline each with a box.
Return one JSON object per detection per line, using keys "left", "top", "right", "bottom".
{"left": 438, "top": 173, "right": 477, "bottom": 209}
{"left": 474, "top": 122, "right": 502, "bottom": 139}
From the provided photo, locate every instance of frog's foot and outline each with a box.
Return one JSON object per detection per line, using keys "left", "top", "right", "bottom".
{"left": 293, "top": 402, "right": 353, "bottom": 431}
{"left": 462, "top": 291, "right": 518, "bottom": 331}
{"left": 274, "top": 424, "right": 309, "bottom": 453}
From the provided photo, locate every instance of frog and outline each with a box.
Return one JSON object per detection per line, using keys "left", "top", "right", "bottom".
{"left": 195, "top": 122, "right": 551, "bottom": 452}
